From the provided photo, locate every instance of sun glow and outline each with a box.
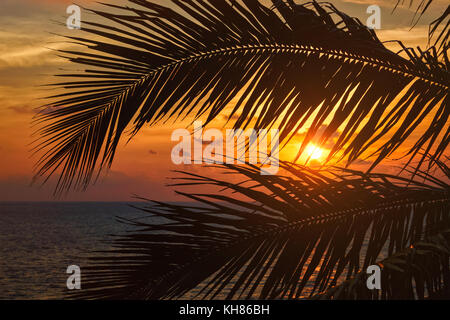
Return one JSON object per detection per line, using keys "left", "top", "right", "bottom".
{"left": 305, "top": 144, "right": 324, "bottom": 161}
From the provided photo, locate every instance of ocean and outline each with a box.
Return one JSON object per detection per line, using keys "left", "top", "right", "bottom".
{"left": 0, "top": 201, "right": 379, "bottom": 300}
{"left": 0, "top": 202, "right": 143, "bottom": 300}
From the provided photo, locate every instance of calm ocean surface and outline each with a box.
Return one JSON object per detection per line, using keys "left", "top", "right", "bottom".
{"left": 0, "top": 202, "right": 378, "bottom": 300}
{"left": 0, "top": 202, "right": 145, "bottom": 300}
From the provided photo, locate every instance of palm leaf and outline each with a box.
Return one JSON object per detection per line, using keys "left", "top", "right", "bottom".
{"left": 393, "top": 0, "right": 449, "bottom": 57}
{"left": 313, "top": 228, "right": 450, "bottom": 299}
{"left": 428, "top": 5, "right": 449, "bottom": 55}
{"left": 34, "top": 0, "right": 449, "bottom": 193}
{"left": 72, "top": 160, "right": 450, "bottom": 299}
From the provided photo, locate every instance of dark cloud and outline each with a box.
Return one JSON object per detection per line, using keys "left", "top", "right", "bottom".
{"left": 148, "top": 149, "right": 158, "bottom": 155}
{"left": 195, "top": 136, "right": 224, "bottom": 147}
{"left": 352, "top": 159, "right": 373, "bottom": 166}
{"left": 220, "top": 113, "right": 250, "bottom": 123}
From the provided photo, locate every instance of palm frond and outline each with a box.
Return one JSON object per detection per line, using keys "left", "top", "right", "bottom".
{"left": 428, "top": 5, "right": 449, "bottom": 55}
{"left": 34, "top": 0, "right": 449, "bottom": 193}
{"left": 394, "top": 0, "right": 449, "bottom": 56}
{"left": 312, "top": 228, "right": 450, "bottom": 299}
{"left": 394, "top": 0, "right": 434, "bottom": 22}
{"left": 72, "top": 160, "right": 450, "bottom": 299}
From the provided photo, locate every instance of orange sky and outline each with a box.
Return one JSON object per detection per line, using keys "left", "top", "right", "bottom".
{"left": 0, "top": 0, "right": 448, "bottom": 201}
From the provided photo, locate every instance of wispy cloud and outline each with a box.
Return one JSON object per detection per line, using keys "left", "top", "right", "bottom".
{"left": 8, "top": 105, "right": 35, "bottom": 114}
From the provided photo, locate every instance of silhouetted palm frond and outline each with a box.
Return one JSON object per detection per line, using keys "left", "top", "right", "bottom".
{"left": 394, "top": 0, "right": 434, "bottom": 21}
{"left": 428, "top": 6, "right": 449, "bottom": 54}
{"left": 313, "top": 228, "right": 450, "bottom": 299}
{"left": 72, "top": 160, "right": 450, "bottom": 300}
{"left": 34, "top": 0, "right": 449, "bottom": 193}
{"left": 394, "top": 0, "right": 449, "bottom": 56}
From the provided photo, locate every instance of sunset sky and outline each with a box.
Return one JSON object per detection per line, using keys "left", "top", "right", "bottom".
{"left": 0, "top": 0, "right": 447, "bottom": 201}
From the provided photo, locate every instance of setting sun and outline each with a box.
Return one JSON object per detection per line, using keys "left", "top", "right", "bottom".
{"left": 305, "top": 144, "right": 324, "bottom": 161}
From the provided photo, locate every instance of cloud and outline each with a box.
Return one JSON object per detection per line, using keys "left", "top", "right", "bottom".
{"left": 195, "top": 136, "right": 224, "bottom": 147}
{"left": 220, "top": 113, "right": 251, "bottom": 123}
{"left": 352, "top": 159, "right": 373, "bottom": 166}
{"left": 8, "top": 105, "right": 35, "bottom": 114}
{"left": 227, "top": 114, "right": 241, "bottom": 121}
{"left": 148, "top": 149, "right": 158, "bottom": 155}
{"left": 295, "top": 125, "right": 341, "bottom": 149}
{"left": 0, "top": 170, "right": 176, "bottom": 202}
{"left": 0, "top": 41, "right": 69, "bottom": 70}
